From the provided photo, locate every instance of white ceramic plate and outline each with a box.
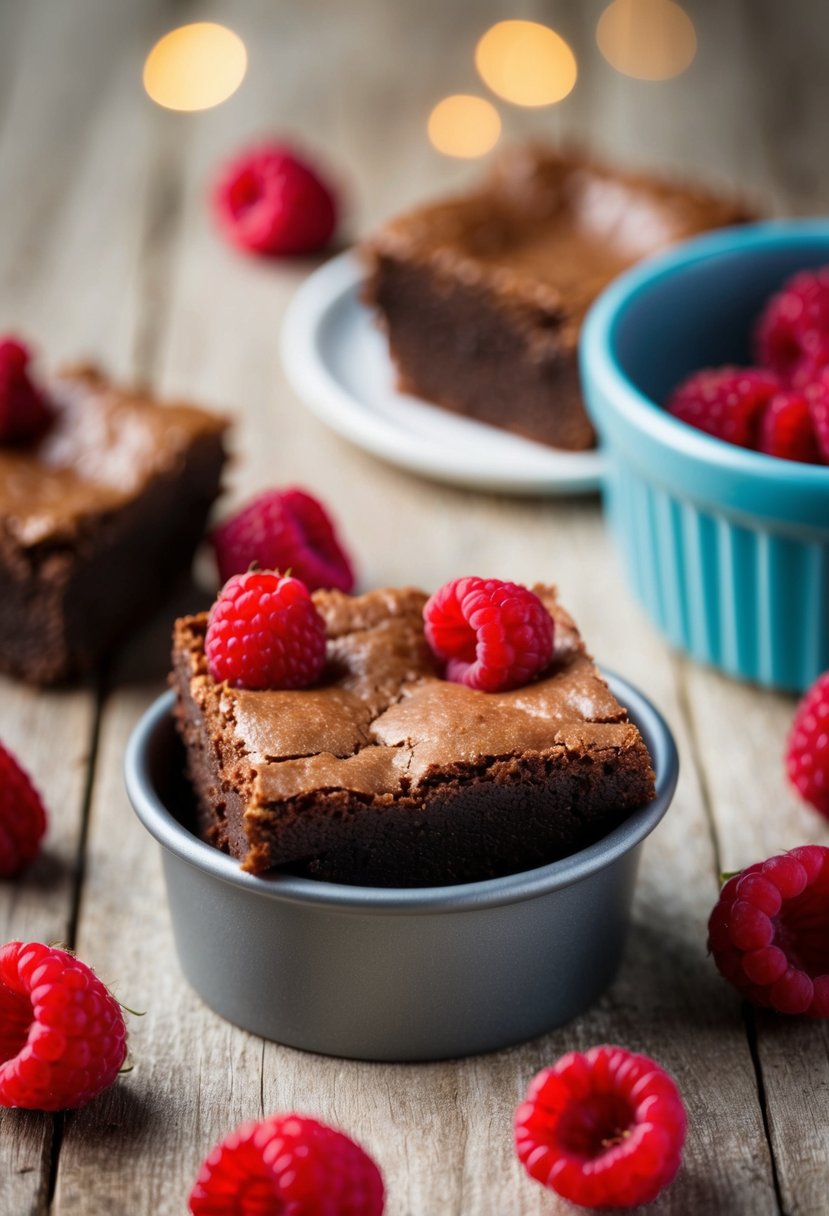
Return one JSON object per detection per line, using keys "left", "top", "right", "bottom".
{"left": 280, "top": 251, "right": 605, "bottom": 495}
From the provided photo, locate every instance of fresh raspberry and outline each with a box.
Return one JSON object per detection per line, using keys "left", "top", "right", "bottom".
{"left": 213, "top": 144, "right": 337, "bottom": 256}
{"left": 786, "top": 671, "right": 829, "bottom": 818}
{"left": 755, "top": 266, "right": 829, "bottom": 382}
{"left": 188, "top": 1113, "right": 385, "bottom": 1216}
{"left": 759, "top": 391, "right": 823, "bottom": 464}
{"left": 423, "top": 576, "right": 554, "bottom": 693}
{"left": 0, "top": 743, "right": 47, "bottom": 878}
{"left": 0, "top": 941, "right": 128, "bottom": 1111}
{"left": 708, "top": 846, "right": 829, "bottom": 1016}
{"left": 804, "top": 369, "right": 829, "bottom": 461}
{"left": 666, "top": 366, "right": 780, "bottom": 449}
{"left": 212, "top": 488, "right": 355, "bottom": 593}
{"left": 515, "top": 1045, "right": 687, "bottom": 1209}
{"left": 206, "top": 570, "right": 327, "bottom": 691}
{"left": 0, "top": 338, "right": 51, "bottom": 443}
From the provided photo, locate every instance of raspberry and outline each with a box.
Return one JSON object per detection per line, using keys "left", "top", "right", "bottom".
{"left": 786, "top": 671, "right": 829, "bottom": 818}
{"left": 804, "top": 369, "right": 829, "bottom": 461}
{"left": 759, "top": 391, "right": 823, "bottom": 464}
{"left": 755, "top": 266, "right": 829, "bottom": 382}
{"left": 0, "top": 338, "right": 51, "bottom": 443}
{"left": 212, "top": 488, "right": 355, "bottom": 593}
{"left": 0, "top": 743, "right": 47, "bottom": 878}
{"left": 188, "top": 1113, "right": 385, "bottom": 1215}
{"left": 213, "top": 144, "right": 337, "bottom": 256}
{"left": 206, "top": 570, "right": 327, "bottom": 691}
{"left": 0, "top": 941, "right": 127, "bottom": 1111}
{"left": 708, "top": 846, "right": 829, "bottom": 1015}
{"left": 423, "top": 576, "right": 554, "bottom": 693}
{"left": 515, "top": 1045, "right": 687, "bottom": 1209}
{"left": 666, "top": 366, "right": 780, "bottom": 449}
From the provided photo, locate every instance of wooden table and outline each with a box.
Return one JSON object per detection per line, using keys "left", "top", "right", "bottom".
{"left": 1, "top": 2, "right": 827, "bottom": 1212}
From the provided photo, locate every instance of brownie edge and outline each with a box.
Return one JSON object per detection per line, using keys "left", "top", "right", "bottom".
{"left": 0, "top": 365, "right": 229, "bottom": 684}
{"left": 363, "top": 145, "right": 754, "bottom": 451}
{"left": 171, "top": 586, "right": 656, "bottom": 888}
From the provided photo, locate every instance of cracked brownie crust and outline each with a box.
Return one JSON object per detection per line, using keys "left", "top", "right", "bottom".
{"left": 171, "top": 585, "right": 655, "bottom": 887}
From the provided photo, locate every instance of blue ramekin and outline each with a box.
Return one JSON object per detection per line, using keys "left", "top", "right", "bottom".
{"left": 581, "top": 221, "right": 829, "bottom": 692}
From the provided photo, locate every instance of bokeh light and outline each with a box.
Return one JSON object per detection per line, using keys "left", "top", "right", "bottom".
{"left": 143, "top": 23, "right": 247, "bottom": 111}
{"left": 428, "top": 95, "right": 502, "bottom": 159}
{"left": 597, "top": 0, "right": 696, "bottom": 81}
{"left": 475, "top": 20, "right": 577, "bottom": 107}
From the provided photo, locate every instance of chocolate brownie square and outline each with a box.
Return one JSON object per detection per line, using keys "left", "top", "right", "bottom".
{"left": 171, "top": 584, "right": 655, "bottom": 887}
{"left": 0, "top": 364, "right": 228, "bottom": 683}
{"left": 364, "top": 146, "right": 754, "bottom": 450}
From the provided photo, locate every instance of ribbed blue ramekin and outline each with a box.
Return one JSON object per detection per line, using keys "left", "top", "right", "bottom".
{"left": 581, "top": 221, "right": 829, "bottom": 692}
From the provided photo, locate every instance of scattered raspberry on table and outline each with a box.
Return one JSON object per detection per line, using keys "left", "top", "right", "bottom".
{"left": 787, "top": 671, "right": 829, "bottom": 818}
{"left": 188, "top": 1113, "right": 385, "bottom": 1216}
{"left": 0, "top": 941, "right": 128, "bottom": 1111}
{"left": 205, "top": 569, "right": 327, "bottom": 691}
{"left": 213, "top": 144, "right": 338, "bottom": 256}
{"left": 212, "top": 487, "right": 355, "bottom": 592}
{"left": 423, "top": 576, "right": 554, "bottom": 693}
{"left": 0, "top": 742, "right": 47, "bottom": 878}
{"left": 514, "top": 1044, "right": 687, "bottom": 1208}
{"left": 0, "top": 337, "right": 52, "bottom": 443}
{"left": 708, "top": 845, "right": 829, "bottom": 1016}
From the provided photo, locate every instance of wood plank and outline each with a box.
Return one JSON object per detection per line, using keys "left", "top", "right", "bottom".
{"left": 683, "top": 663, "right": 829, "bottom": 1216}
{"left": 680, "top": 4, "right": 829, "bottom": 1213}
{"left": 0, "top": 2, "right": 174, "bottom": 1213}
{"left": 54, "top": 596, "right": 269, "bottom": 1216}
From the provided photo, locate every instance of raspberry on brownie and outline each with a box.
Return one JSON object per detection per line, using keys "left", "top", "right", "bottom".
{"left": 206, "top": 570, "right": 327, "bottom": 691}
{"left": 0, "top": 362, "right": 227, "bottom": 684}
{"left": 171, "top": 584, "right": 655, "bottom": 886}
{"left": 0, "top": 339, "right": 51, "bottom": 443}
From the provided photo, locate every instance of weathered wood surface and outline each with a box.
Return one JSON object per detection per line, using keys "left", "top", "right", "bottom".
{"left": 0, "top": 1, "right": 828, "bottom": 1213}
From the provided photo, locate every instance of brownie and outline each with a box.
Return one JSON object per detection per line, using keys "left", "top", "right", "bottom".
{"left": 0, "top": 364, "right": 228, "bottom": 684}
{"left": 171, "top": 585, "right": 655, "bottom": 887}
{"left": 364, "top": 146, "right": 754, "bottom": 450}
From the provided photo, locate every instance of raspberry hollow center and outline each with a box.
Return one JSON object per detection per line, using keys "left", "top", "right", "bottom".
{"left": 0, "top": 986, "right": 33, "bottom": 1064}
{"left": 556, "top": 1093, "right": 635, "bottom": 1159}
{"left": 238, "top": 1176, "right": 281, "bottom": 1209}
{"left": 777, "top": 882, "right": 829, "bottom": 976}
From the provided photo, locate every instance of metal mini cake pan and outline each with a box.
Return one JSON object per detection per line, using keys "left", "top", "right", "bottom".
{"left": 125, "top": 675, "right": 678, "bottom": 1062}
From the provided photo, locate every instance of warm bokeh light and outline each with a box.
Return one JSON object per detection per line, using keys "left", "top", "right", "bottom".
{"left": 596, "top": 0, "right": 696, "bottom": 81}
{"left": 427, "top": 95, "right": 502, "bottom": 159}
{"left": 143, "top": 22, "right": 247, "bottom": 111}
{"left": 475, "top": 20, "right": 577, "bottom": 107}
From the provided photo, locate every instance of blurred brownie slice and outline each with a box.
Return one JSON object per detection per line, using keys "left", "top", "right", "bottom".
{"left": 171, "top": 585, "right": 655, "bottom": 887}
{"left": 0, "top": 364, "right": 228, "bottom": 683}
{"left": 364, "top": 146, "right": 754, "bottom": 450}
